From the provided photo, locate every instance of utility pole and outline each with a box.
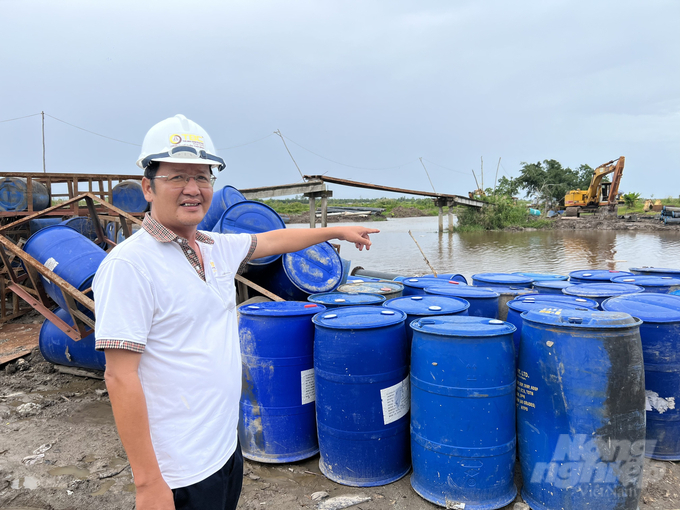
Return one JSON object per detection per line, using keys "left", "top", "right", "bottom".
{"left": 41, "top": 111, "right": 46, "bottom": 173}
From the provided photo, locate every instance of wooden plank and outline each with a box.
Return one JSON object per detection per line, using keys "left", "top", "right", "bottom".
{"left": 234, "top": 274, "right": 284, "bottom": 302}
{"left": 241, "top": 181, "right": 325, "bottom": 199}
{"left": 0, "top": 323, "right": 40, "bottom": 365}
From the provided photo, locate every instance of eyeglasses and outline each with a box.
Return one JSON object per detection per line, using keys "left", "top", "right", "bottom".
{"left": 152, "top": 174, "right": 217, "bottom": 189}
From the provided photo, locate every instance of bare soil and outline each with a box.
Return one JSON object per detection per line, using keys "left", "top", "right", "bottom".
{"left": 1, "top": 345, "right": 679, "bottom": 509}
{"left": 552, "top": 216, "right": 678, "bottom": 232}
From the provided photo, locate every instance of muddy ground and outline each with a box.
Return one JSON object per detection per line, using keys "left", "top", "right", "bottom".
{"left": 1, "top": 342, "right": 679, "bottom": 510}
{"left": 552, "top": 215, "right": 678, "bottom": 232}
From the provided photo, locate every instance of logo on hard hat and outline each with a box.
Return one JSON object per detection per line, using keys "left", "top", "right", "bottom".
{"left": 169, "top": 133, "right": 205, "bottom": 148}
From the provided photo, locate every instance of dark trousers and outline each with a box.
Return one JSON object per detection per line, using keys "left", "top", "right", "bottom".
{"left": 172, "top": 443, "right": 243, "bottom": 510}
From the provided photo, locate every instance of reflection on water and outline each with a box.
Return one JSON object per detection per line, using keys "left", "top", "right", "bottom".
{"left": 293, "top": 217, "right": 680, "bottom": 279}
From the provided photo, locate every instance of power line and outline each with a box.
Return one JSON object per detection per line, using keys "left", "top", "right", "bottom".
{"left": 0, "top": 113, "right": 41, "bottom": 123}
{"left": 45, "top": 114, "right": 141, "bottom": 146}
{"left": 421, "top": 158, "right": 470, "bottom": 176}
{"left": 217, "top": 133, "right": 274, "bottom": 151}
{"left": 274, "top": 130, "right": 304, "bottom": 179}
{"left": 281, "top": 133, "right": 419, "bottom": 171}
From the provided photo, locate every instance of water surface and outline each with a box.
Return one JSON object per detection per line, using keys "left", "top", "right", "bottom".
{"left": 295, "top": 217, "right": 680, "bottom": 279}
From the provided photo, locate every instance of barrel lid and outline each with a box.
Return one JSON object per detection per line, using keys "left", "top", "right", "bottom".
{"left": 383, "top": 295, "right": 469, "bottom": 316}
{"left": 402, "top": 277, "right": 467, "bottom": 290}
{"left": 214, "top": 201, "right": 285, "bottom": 264}
{"left": 602, "top": 294, "right": 680, "bottom": 323}
{"left": 312, "top": 306, "right": 406, "bottom": 329}
{"left": 564, "top": 283, "right": 644, "bottom": 298}
{"left": 569, "top": 269, "right": 634, "bottom": 281}
{"left": 336, "top": 281, "right": 404, "bottom": 295}
{"left": 472, "top": 273, "right": 533, "bottom": 285}
{"left": 610, "top": 275, "right": 680, "bottom": 287}
{"left": 629, "top": 267, "right": 680, "bottom": 276}
{"left": 522, "top": 308, "right": 640, "bottom": 328}
{"left": 218, "top": 200, "right": 285, "bottom": 233}
{"left": 512, "top": 272, "right": 568, "bottom": 281}
{"left": 240, "top": 301, "right": 326, "bottom": 317}
{"left": 532, "top": 280, "right": 575, "bottom": 290}
{"left": 507, "top": 301, "right": 588, "bottom": 315}
{"left": 513, "top": 294, "right": 598, "bottom": 309}
{"left": 411, "top": 315, "right": 515, "bottom": 337}
{"left": 282, "top": 242, "right": 343, "bottom": 294}
{"left": 425, "top": 286, "right": 499, "bottom": 299}
{"left": 308, "top": 292, "right": 386, "bottom": 306}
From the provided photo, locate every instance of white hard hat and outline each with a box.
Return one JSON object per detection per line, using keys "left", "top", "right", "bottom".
{"left": 136, "top": 114, "right": 225, "bottom": 172}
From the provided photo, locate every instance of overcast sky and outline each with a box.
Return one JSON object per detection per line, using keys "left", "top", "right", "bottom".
{"left": 2, "top": 0, "right": 678, "bottom": 199}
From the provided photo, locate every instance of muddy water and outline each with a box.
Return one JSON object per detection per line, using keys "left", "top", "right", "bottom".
{"left": 291, "top": 217, "right": 680, "bottom": 278}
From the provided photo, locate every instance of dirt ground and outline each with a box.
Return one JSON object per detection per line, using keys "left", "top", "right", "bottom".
{"left": 1, "top": 342, "right": 679, "bottom": 510}
{"left": 552, "top": 215, "right": 677, "bottom": 232}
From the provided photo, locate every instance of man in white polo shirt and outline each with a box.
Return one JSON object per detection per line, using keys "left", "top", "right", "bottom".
{"left": 93, "top": 114, "right": 378, "bottom": 510}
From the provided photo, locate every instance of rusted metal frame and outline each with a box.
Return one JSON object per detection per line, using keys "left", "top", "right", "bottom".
{"left": 7, "top": 283, "right": 85, "bottom": 339}
{"left": 0, "top": 172, "right": 143, "bottom": 180}
{"left": 72, "top": 177, "right": 79, "bottom": 215}
{"left": 0, "top": 234, "right": 94, "bottom": 312}
{"left": 0, "top": 192, "right": 142, "bottom": 233}
{"left": 61, "top": 290, "right": 94, "bottom": 339}
{"left": 234, "top": 274, "right": 284, "bottom": 302}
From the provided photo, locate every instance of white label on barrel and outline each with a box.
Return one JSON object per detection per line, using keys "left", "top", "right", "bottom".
{"left": 301, "top": 368, "right": 315, "bottom": 405}
{"left": 380, "top": 376, "right": 410, "bottom": 425}
{"left": 45, "top": 257, "right": 59, "bottom": 271}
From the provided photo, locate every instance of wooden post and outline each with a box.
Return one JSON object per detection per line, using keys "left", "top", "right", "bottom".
{"left": 448, "top": 201, "right": 454, "bottom": 232}
{"left": 321, "top": 194, "right": 328, "bottom": 228}
{"left": 438, "top": 206, "right": 444, "bottom": 232}
{"left": 309, "top": 195, "right": 316, "bottom": 228}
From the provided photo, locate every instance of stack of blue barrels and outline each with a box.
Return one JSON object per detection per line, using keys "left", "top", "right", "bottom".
{"left": 0, "top": 177, "right": 50, "bottom": 212}
{"left": 24, "top": 223, "right": 108, "bottom": 371}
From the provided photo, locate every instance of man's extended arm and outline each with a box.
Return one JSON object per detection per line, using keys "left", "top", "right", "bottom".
{"left": 252, "top": 225, "right": 379, "bottom": 260}
{"left": 104, "top": 349, "right": 175, "bottom": 510}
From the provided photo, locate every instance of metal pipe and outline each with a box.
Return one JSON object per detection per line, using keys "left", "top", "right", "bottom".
{"left": 351, "top": 266, "right": 404, "bottom": 280}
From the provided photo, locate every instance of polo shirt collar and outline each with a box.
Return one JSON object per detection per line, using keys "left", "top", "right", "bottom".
{"left": 142, "top": 213, "right": 215, "bottom": 245}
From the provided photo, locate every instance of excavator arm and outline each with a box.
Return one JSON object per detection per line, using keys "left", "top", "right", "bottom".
{"left": 584, "top": 157, "right": 625, "bottom": 207}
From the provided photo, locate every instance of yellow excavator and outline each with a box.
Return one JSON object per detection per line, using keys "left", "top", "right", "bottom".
{"left": 564, "top": 156, "right": 625, "bottom": 217}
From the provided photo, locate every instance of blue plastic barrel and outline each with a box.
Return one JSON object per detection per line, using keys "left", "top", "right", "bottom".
{"left": 532, "top": 280, "right": 577, "bottom": 294}
{"left": 0, "top": 177, "right": 50, "bottom": 212}
{"left": 611, "top": 275, "right": 680, "bottom": 294}
{"left": 198, "top": 185, "right": 246, "bottom": 232}
{"left": 513, "top": 293, "right": 599, "bottom": 309}
{"left": 518, "top": 309, "right": 645, "bottom": 510}
{"left": 60, "top": 217, "right": 107, "bottom": 249}
{"left": 111, "top": 180, "right": 147, "bottom": 213}
{"left": 401, "top": 277, "right": 467, "bottom": 297}
{"left": 506, "top": 300, "right": 590, "bottom": 364}
{"left": 339, "top": 258, "right": 351, "bottom": 285}
{"left": 308, "top": 292, "right": 386, "bottom": 308}
{"left": 410, "top": 316, "right": 517, "bottom": 508}
{"left": 238, "top": 302, "right": 325, "bottom": 463}
{"left": 569, "top": 269, "right": 634, "bottom": 284}
{"left": 336, "top": 281, "right": 404, "bottom": 300}
{"left": 513, "top": 271, "right": 568, "bottom": 282}
{"left": 29, "top": 218, "right": 62, "bottom": 235}
{"left": 602, "top": 294, "right": 680, "bottom": 460}
{"left": 23, "top": 225, "right": 107, "bottom": 311}
{"left": 425, "top": 286, "right": 500, "bottom": 319}
{"left": 116, "top": 224, "right": 141, "bottom": 243}
{"left": 212, "top": 201, "right": 286, "bottom": 266}
{"left": 564, "top": 283, "right": 644, "bottom": 307}
{"left": 253, "top": 242, "right": 343, "bottom": 301}
{"left": 383, "top": 295, "right": 469, "bottom": 344}
{"left": 472, "top": 272, "right": 533, "bottom": 289}
{"left": 39, "top": 308, "right": 104, "bottom": 371}
{"left": 313, "top": 307, "right": 410, "bottom": 486}
{"left": 419, "top": 273, "right": 469, "bottom": 284}
{"left": 629, "top": 267, "right": 680, "bottom": 278}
